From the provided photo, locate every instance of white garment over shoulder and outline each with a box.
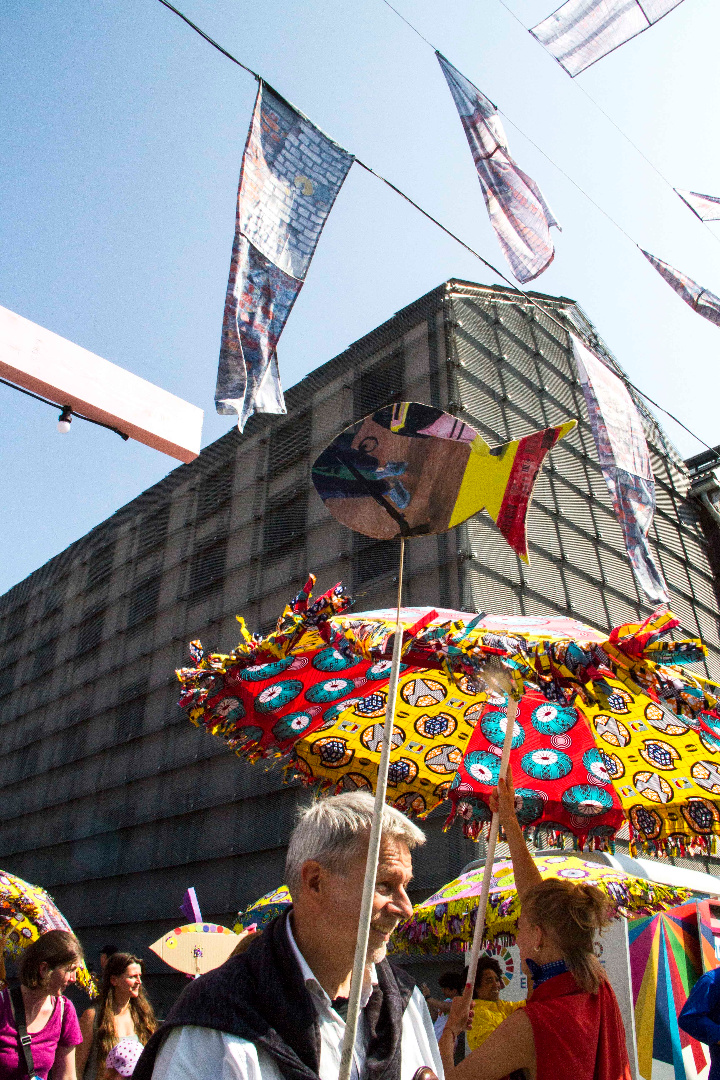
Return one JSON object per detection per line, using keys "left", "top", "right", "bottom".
{"left": 151, "top": 922, "right": 442, "bottom": 1080}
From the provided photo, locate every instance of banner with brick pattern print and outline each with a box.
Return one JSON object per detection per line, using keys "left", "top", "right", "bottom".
{"left": 216, "top": 82, "right": 353, "bottom": 430}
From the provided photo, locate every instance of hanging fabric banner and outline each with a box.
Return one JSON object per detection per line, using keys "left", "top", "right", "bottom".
{"left": 571, "top": 336, "right": 668, "bottom": 605}
{"left": 642, "top": 250, "right": 720, "bottom": 329}
{"left": 675, "top": 189, "right": 720, "bottom": 222}
{"left": 437, "top": 53, "right": 559, "bottom": 284}
{"left": 531, "top": 0, "right": 686, "bottom": 77}
{"left": 216, "top": 81, "right": 354, "bottom": 430}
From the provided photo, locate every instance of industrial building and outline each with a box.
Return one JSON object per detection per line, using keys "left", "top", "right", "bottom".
{"left": 1, "top": 278, "right": 718, "bottom": 1007}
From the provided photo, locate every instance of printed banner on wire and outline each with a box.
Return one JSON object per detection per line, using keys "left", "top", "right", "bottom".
{"left": 437, "top": 53, "right": 559, "bottom": 284}
{"left": 642, "top": 250, "right": 720, "bottom": 330}
{"left": 216, "top": 81, "right": 353, "bottom": 430}
{"left": 531, "top": 0, "right": 686, "bottom": 77}
{"left": 572, "top": 336, "right": 668, "bottom": 605}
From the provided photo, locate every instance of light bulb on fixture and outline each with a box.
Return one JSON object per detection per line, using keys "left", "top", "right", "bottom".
{"left": 57, "top": 405, "right": 73, "bottom": 434}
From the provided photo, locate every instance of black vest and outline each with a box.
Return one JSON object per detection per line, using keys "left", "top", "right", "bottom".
{"left": 134, "top": 911, "right": 417, "bottom": 1080}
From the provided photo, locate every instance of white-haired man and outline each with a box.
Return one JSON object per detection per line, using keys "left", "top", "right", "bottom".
{"left": 135, "top": 792, "right": 443, "bottom": 1080}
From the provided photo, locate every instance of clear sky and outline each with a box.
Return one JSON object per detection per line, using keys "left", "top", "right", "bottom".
{"left": 2, "top": 0, "right": 718, "bottom": 596}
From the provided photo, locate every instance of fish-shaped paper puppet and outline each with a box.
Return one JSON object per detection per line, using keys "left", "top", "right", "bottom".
{"left": 149, "top": 922, "right": 239, "bottom": 976}
{"left": 312, "top": 402, "right": 576, "bottom": 560}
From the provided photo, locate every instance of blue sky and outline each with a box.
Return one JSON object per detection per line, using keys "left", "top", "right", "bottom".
{"left": 2, "top": 0, "right": 718, "bottom": 595}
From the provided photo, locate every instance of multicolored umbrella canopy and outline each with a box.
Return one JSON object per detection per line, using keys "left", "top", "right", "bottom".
{"left": 177, "top": 583, "right": 720, "bottom": 853}
{"left": 233, "top": 885, "right": 292, "bottom": 934}
{"left": 629, "top": 902, "right": 711, "bottom": 1080}
{"left": 0, "top": 870, "right": 97, "bottom": 996}
{"left": 392, "top": 855, "right": 690, "bottom": 956}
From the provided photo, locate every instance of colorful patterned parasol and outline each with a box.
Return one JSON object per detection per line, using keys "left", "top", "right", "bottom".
{"left": 392, "top": 855, "right": 690, "bottom": 956}
{"left": 0, "top": 870, "right": 97, "bottom": 996}
{"left": 443, "top": 606, "right": 720, "bottom": 857}
{"left": 178, "top": 595, "right": 720, "bottom": 855}
{"left": 233, "top": 885, "right": 292, "bottom": 933}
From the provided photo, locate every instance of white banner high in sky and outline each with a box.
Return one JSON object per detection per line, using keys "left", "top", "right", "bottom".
{"left": 531, "top": 0, "right": 686, "bottom": 77}
{"left": 675, "top": 189, "right": 720, "bottom": 222}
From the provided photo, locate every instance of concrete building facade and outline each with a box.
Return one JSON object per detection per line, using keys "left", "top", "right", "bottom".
{"left": 1, "top": 279, "right": 718, "bottom": 1006}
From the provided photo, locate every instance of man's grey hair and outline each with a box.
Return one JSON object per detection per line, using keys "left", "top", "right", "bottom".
{"left": 285, "top": 792, "right": 425, "bottom": 894}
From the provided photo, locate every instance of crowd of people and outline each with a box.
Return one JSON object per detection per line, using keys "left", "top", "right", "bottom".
{"left": 3, "top": 777, "right": 717, "bottom": 1080}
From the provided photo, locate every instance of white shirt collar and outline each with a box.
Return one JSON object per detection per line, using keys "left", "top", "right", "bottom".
{"left": 286, "top": 917, "right": 377, "bottom": 1009}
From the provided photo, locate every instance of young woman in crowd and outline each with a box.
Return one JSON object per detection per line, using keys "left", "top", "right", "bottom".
{"left": 77, "top": 953, "right": 157, "bottom": 1079}
{"left": 439, "top": 769, "right": 631, "bottom": 1080}
{"left": 0, "top": 929, "right": 84, "bottom": 1080}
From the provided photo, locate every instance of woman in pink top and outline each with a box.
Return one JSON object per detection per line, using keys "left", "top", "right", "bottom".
{"left": 0, "top": 930, "right": 84, "bottom": 1080}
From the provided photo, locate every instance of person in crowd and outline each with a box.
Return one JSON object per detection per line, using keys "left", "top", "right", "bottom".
{"left": 76, "top": 953, "right": 157, "bottom": 1079}
{"left": 0, "top": 929, "right": 84, "bottom": 1080}
{"left": 134, "top": 791, "right": 443, "bottom": 1080}
{"left": 466, "top": 957, "right": 523, "bottom": 1052}
{"left": 422, "top": 971, "right": 465, "bottom": 1040}
{"left": 439, "top": 769, "right": 632, "bottom": 1080}
{"left": 678, "top": 965, "right": 720, "bottom": 1080}
{"left": 99, "top": 948, "right": 120, "bottom": 973}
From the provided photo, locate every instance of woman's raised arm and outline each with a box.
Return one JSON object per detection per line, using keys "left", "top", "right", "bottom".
{"left": 489, "top": 766, "right": 542, "bottom": 902}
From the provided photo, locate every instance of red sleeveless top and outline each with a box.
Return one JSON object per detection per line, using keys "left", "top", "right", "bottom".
{"left": 524, "top": 972, "right": 632, "bottom": 1080}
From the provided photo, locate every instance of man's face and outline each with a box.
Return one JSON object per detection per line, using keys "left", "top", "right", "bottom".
{"left": 315, "top": 836, "right": 414, "bottom": 966}
{"left": 475, "top": 969, "right": 502, "bottom": 1001}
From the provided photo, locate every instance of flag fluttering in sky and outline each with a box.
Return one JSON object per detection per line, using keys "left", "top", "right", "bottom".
{"left": 642, "top": 250, "right": 720, "bottom": 329}
{"left": 675, "top": 189, "right": 720, "bottom": 222}
{"left": 437, "top": 53, "right": 559, "bottom": 283}
{"left": 531, "top": 0, "right": 686, "bottom": 77}
{"left": 216, "top": 82, "right": 353, "bottom": 430}
{"left": 571, "top": 336, "right": 668, "bottom": 605}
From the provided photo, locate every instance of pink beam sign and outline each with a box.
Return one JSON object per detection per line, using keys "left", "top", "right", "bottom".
{"left": 0, "top": 305, "right": 203, "bottom": 463}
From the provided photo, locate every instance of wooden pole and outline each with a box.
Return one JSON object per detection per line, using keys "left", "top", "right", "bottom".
{"left": 338, "top": 537, "right": 406, "bottom": 1080}
{"left": 463, "top": 694, "right": 518, "bottom": 994}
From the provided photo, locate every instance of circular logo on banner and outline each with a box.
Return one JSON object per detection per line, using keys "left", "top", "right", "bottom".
{"left": 354, "top": 693, "right": 388, "bottom": 718}
{"left": 605, "top": 688, "right": 633, "bottom": 714}
{"left": 361, "top": 724, "right": 405, "bottom": 754}
{"left": 339, "top": 773, "right": 373, "bottom": 792}
{"left": 561, "top": 785, "right": 614, "bottom": 817}
{"left": 521, "top": 748, "right": 572, "bottom": 781}
{"left": 593, "top": 714, "right": 630, "bottom": 748}
{"left": 311, "top": 737, "right": 354, "bottom": 768}
{"left": 530, "top": 703, "right": 578, "bottom": 736}
{"left": 633, "top": 772, "right": 673, "bottom": 804}
{"left": 305, "top": 678, "right": 357, "bottom": 703}
{"left": 401, "top": 677, "right": 447, "bottom": 708}
{"left": 272, "top": 711, "right": 315, "bottom": 741}
{"left": 639, "top": 740, "right": 680, "bottom": 771}
{"left": 415, "top": 713, "right": 457, "bottom": 739}
{"left": 312, "top": 648, "right": 360, "bottom": 672}
{"left": 387, "top": 759, "right": 418, "bottom": 785}
{"left": 424, "top": 744, "right": 463, "bottom": 774}
{"left": 254, "top": 680, "right": 303, "bottom": 713}
{"left": 481, "top": 711, "right": 525, "bottom": 749}
{"left": 240, "top": 658, "right": 294, "bottom": 682}
{"left": 463, "top": 751, "right": 501, "bottom": 786}
{"left": 691, "top": 760, "right": 720, "bottom": 794}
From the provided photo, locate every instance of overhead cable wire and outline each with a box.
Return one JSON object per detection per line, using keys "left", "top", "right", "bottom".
{"left": 154, "top": 0, "right": 719, "bottom": 462}
{"left": 494, "top": 0, "right": 720, "bottom": 251}
{"left": 377, "top": 0, "right": 720, "bottom": 463}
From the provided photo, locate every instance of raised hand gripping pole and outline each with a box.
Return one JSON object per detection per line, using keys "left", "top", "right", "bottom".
{"left": 338, "top": 537, "right": 406, "bottom": 1080}
{"left": 464, "top": 693, "right": 519, "bottom": 995}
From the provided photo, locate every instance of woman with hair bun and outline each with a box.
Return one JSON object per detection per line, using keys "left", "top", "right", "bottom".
{"left": 440, "top": 768, "right": 631, "bottom": 1080}
{"left": 0, "top": 929, "right": 84, "bottom": 1080}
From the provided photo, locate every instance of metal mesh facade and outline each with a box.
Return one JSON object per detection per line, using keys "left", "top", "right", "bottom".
{"left": 0, "top": 279, "right": 718, "bottom": 1009}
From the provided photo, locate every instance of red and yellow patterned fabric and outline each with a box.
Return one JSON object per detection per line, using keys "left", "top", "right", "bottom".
{"left": 446, "top": 689, "right": 624, "bottom": 845}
